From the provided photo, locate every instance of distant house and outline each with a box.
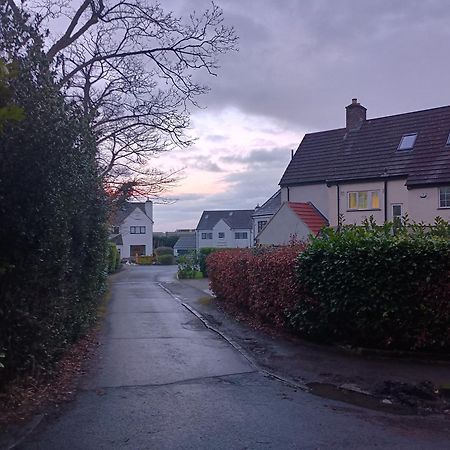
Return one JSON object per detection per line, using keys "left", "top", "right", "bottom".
{"left": 279, "top": 99, "right": 450, "bottom": 228}
{"left": 252, "top": 190, "right": 281, "bottom": 241}
{"left": 196, "top": 210, "right": 253, "bottom": 250}
{"left": 257, "top": 202, "right": 328, "bottom": 245}
{"left": 110, "top": 201, "right": 153, "bottom": 260}
{"left": 173, "top": 233, "right": 196, "bottom": 256}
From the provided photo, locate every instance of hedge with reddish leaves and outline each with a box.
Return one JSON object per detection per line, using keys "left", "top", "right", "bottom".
{"left": 207, "top": 245, "right": 305, "bottom": 328}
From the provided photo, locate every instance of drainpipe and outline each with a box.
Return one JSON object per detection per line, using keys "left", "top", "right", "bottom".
{"left": 337, "top": 183, "right": 340, "bottom": 230}
{"left": 384, "top": 180, "right": 388, "bottom": 222}
{"left": 287, "top": 187, "right": 290, "bottom": 202}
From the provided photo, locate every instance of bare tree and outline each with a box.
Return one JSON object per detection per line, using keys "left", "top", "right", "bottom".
{"left": 5, "top": 0, "right": 237, "bottom": 197}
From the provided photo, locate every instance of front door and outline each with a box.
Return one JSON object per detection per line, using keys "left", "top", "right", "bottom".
{"left": 130, "top": 245, "right": 146, "bottom": 262}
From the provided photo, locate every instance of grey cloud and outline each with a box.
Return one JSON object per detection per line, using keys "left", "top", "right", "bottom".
{"left": 186, "top": 0, "right": 450, "bottom": 131}
{"left": 221, "top": 147, "right": 292, "bottom": 167}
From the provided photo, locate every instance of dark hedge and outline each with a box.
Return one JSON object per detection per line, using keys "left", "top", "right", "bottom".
{"left": 290, "top": 221, "right": 450, "bottom": 351}
{"left": 0, "top": 23, "right": 108, "bottom": 387}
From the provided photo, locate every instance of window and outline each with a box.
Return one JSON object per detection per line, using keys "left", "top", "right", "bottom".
{"left": 447, "top": 133, "right": 450, "bottom": 146}
{"left": 130, "top": 226, "right": 146, "bottom": 234}
{"left": 113, "top": 226, "right": 119, "bottom": 234}
{"left": 201, "top": 232, "right": 213, "bottom": 239}
{"left": 439, "top": 187, "right": 450, "bottom": 208}
{"left": 392, "top": 204, "right": 402, "bottom": 218}
{"left": 235, "top": 232, "right": 248, "bottom": 239}
{"left": 398, "top": 133, "right": 417, "bottom": 151}
{"left": 218, "top": 232, "right": 225, "bottom": 239}
{"left": 348, "top": 191, "right": 381, "bottom": 210}
{"left": 257, "top": 220, "right": 268, "bottom": 233}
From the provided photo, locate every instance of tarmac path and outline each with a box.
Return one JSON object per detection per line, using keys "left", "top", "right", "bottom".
{"left": 19, "top": 266, "right": 450, "bottom": 449}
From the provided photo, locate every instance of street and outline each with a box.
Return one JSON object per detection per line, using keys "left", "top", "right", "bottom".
{"left": 20, "top": 266, "right": 450, "bottom": 449}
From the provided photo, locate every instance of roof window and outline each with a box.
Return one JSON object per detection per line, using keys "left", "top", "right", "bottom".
{"left": 446, "top": 132, "right": 450, "bottom": 146}
{"left": 397, "top": 133, "right": 417, "bottom": 151}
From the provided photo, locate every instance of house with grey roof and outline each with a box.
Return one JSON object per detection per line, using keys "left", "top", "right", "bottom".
{"left": 280, "top": 99, "right": 450, "bottom": 227}
{"left": 195, "top": 210, "right": 253, "bottom": 250}
{"left": 173, "top": 233, "right": 196, "bottom": 256}
{"left": 110, "top": 200, "right": 153, "bottom": 260}
{"left": 252, "top": 190, "right": 281, "bottom": 239}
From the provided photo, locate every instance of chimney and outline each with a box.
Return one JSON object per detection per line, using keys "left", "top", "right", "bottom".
{"left": 346, "top": 98, "right": 366, "bottom": 131}
{"left": 144, "top": 199, "right": 153, "bottom": 221}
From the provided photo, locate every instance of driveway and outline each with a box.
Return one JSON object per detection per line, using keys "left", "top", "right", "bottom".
{"left": 19, "top": 266, "right": 450, "bottom": 449}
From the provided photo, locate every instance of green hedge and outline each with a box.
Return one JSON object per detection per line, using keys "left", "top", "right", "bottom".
{"left": 198, "top": 247, "right": 221, "bottom": 277}
{"left": 157, "top": 254, "right": 175, "bottom": 265}
{"left": 137, "top": 255, "right": 154, "bottom": 265}
{"left": 0, "top": 22, "right": 107, "bottom": 387}
{"left": 290, "top": 220, "right": 450, "bottom": 351}
{"left": 108, "top": 243, "right": 121, "bottom": 273}
{"left": 155, "top": 246, "right": 174, "bottom": 256}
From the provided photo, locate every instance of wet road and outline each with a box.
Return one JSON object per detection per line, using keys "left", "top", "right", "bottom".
{"left": 21, "top": 266, "right": 450, "bottom": 449}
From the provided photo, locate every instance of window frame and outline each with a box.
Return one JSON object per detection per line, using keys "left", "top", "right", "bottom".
{"left": 218, "top": 232, "right": 225, "bottom": 239}
{"left": 201, "top": 232, "right": 213, "bottom": 239}
{"left": 397, "top": 133, "right": 417, "bottom": 151}
{"left": 439, "top": 187, "right": 450, "bottom": 208}
{"left": 235, "top": 232, "right": 248, "bottom": 240}
{"left": 130, "top": 226, "right": 146, "bottom": 234}
{"left": 347, "top": 190, "right": 381, "bottom": 211}
{"left": 257, "top": 220, "right": 268, "bottom": 233}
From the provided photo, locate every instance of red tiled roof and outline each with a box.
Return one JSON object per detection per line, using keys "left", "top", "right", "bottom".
{"left": 288, "top": 202, "right": 328, "bottom": 235}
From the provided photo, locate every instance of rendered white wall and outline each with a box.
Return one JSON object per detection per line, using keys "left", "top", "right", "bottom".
{"left": 257, "top": 203, "right": 311, "bottom": 245}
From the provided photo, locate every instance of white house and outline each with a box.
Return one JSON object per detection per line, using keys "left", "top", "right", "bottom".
{"left": 252, "top": 190, "right": 281, "bottom": 242}
{"left": 257, "top": 202, "right": 328, "bottom": 245}
{"left": 110, "top": 200, "right": 153, "bottom": 260}
{"left": 277, "top": 99, "right": 450, "bottom": 230}
{"left": 195, "top": 210, "right": 253, "bottom": 250}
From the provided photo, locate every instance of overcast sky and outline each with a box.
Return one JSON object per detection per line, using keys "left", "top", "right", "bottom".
{"left": 146, "top": 1, "right": 450, "bottom": 230}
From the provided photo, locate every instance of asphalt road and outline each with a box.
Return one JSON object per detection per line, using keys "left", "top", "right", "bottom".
{"left": 20, "top": 266, "right": 450, "bottom": 449}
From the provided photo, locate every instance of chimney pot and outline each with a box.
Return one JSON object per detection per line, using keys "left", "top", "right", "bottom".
{"left": 346, "top": 98, "right": 366, "bottom": 131}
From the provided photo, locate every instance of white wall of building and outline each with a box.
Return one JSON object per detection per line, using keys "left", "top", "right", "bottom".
{"left": 252, "top": 213, "right": 275, "bottom": 244}
{"left": 281, "top": 183, "right": 329, "bottom": 218}
{"left": 117, "top": 206, "right": 153, "bottom": 258}
{"left": 257, "top": 203, "right": 311, "bottom": 246}
{"left": 196, "top": 219, "right": 252, "bottom": 250}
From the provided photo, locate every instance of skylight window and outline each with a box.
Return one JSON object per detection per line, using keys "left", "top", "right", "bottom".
{"left": 446, "top": 132, "right": 450, "bottom": 146}
{"left": 398, "top": 133, "right": 417, "bottom": 151}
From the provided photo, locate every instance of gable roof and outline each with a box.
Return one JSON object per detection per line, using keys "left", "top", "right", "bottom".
{"left": 110, "top": 234, "right": 123, "bottom": 245}
{"left": 174, "top": 234, "right": 196, "bottom": 250}
{"left": 111, "top": 202, "right": 150, "bottom": 225}
{"left": 280, "top": 105, "right": 450, "bottom": 188}
{"left": 288, "top": 202, "right": 328, "bottom": 235}
{"left": 196, "top": 210, "right": 253, "bottom": 230}
{"left": 254, "top": 190, "right": 281, "bottom": 217}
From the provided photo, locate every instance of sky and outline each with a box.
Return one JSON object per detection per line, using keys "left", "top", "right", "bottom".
{"left": 36, "top": 0, "right": 450, "bottom": 231}
{"left": 152, "top": 0, "right": 450, "bottom": 231}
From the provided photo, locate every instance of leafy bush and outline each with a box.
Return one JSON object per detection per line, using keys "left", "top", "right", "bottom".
{"left": 198, "top": 247, "right": 221, "bottom": 277}
{"left": 0, "top": 18, "right": 107, "bottom": 387}
{"left": 177, "top": 252, "right": 201, "bottom": 279}
{"left": 157, "top": 254, "right": 175, "bottom": 265}
{"left": 207, "top": 245, "right": 305, "bottom": 327}
{"left": 137, "top": 255, "right": 153, "bottom": 265}
{"left": 155, "top": 246, "right": 174, "bottom": 256}
{"left": 290, "top": 221, "right": 450, "bottom": 351}
{"left": 108, "top": 243, "right": 120, "bottom": 273}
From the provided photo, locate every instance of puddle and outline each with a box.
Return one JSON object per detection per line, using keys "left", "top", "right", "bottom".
{"left": 306, "top": 382, "right": 415, "bottom": 415}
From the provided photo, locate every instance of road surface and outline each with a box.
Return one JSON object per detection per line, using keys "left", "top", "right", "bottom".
{"left": 20, "top": 266, "right": 450, "bottom": 449}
